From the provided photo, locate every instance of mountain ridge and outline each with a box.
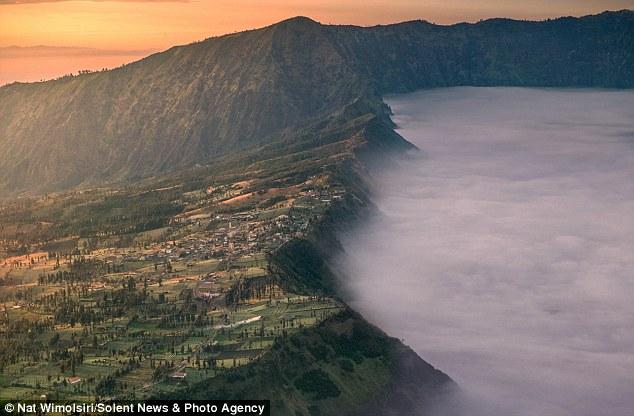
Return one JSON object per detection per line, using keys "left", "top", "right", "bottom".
{"left": 0, "top": 11, "right": 632, "bottom": 413}
{"left": 0, "top": 10, "right": 632, "bottom": 196}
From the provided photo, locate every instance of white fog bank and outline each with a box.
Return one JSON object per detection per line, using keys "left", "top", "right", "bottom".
{"left": 337, "top": 88, "right": 634, "bottom": 416}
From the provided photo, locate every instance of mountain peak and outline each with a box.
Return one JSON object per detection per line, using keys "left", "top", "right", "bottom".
{"left": 274, "top": 16, "right": 320, "bottom": 28}
{"left": 0, "top": 12, "right": 631, "bottom": 196}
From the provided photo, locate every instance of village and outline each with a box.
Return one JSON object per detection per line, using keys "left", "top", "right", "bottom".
{"left": 0, "top": 172, "right": 348, "bottom": 401}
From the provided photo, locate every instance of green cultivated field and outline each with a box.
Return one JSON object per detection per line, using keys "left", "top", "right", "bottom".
{"left": 0, "top": 163, "right": 347, "bottom": 401}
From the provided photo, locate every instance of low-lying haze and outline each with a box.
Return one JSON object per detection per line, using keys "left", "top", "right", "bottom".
{"left": 337, "top": 87, "right": 634, "bottom": 416}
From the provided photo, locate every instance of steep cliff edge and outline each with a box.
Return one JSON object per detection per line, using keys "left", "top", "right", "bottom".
{"left": 159, "top": 112, "right": 452, "bottom": 416}
{"left": 1, "top": 11, "right": 632, "bottom": 196}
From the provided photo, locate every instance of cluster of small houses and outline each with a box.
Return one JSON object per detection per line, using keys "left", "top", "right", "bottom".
{"left": 1, "top": 182, "right": 346, "bottom": 275}
{"left": 118, "top": 208, "right": 313, "bottom": 267}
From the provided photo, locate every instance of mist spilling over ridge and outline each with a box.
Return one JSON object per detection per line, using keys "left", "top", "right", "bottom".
{"left": 1, "top": 8, "right": 633, "bottom": 415}
{"left": 0, "top": 11, "right": 633, "bottom": 196}
{"left": 337, "top": 87, "right": 634, "bottom": 416}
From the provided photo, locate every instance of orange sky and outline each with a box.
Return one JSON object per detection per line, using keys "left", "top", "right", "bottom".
{"left": 1, "top": 0, "right": 633, "bottom": 84}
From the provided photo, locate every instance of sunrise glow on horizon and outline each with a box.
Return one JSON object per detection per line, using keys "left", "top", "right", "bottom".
{"left": 1, "top": 0, "right": 632, "bottom": 84}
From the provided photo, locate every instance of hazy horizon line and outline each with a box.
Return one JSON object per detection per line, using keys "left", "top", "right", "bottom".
{"left": 2, "top": 8, "right": 631, "bottom": 50}
{"left": 1, "top": 9, "right": 631, "bottom": 87}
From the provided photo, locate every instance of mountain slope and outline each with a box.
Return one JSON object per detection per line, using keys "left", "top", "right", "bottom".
{"left": 0, "top": 18, "right": 371, "bottom": 193}
{"left": 0, "top": 11, "right": 632, "bottom": 195}
{"left": 329, "top": 10, "right": 634, "bottom": 91}
{"left": 165, "top": 309, "right": 453, "bottom": 416}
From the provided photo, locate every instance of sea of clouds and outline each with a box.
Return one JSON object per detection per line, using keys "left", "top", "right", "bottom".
{"left": 337, "top": 87, "right": 634, "bottom": 416}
